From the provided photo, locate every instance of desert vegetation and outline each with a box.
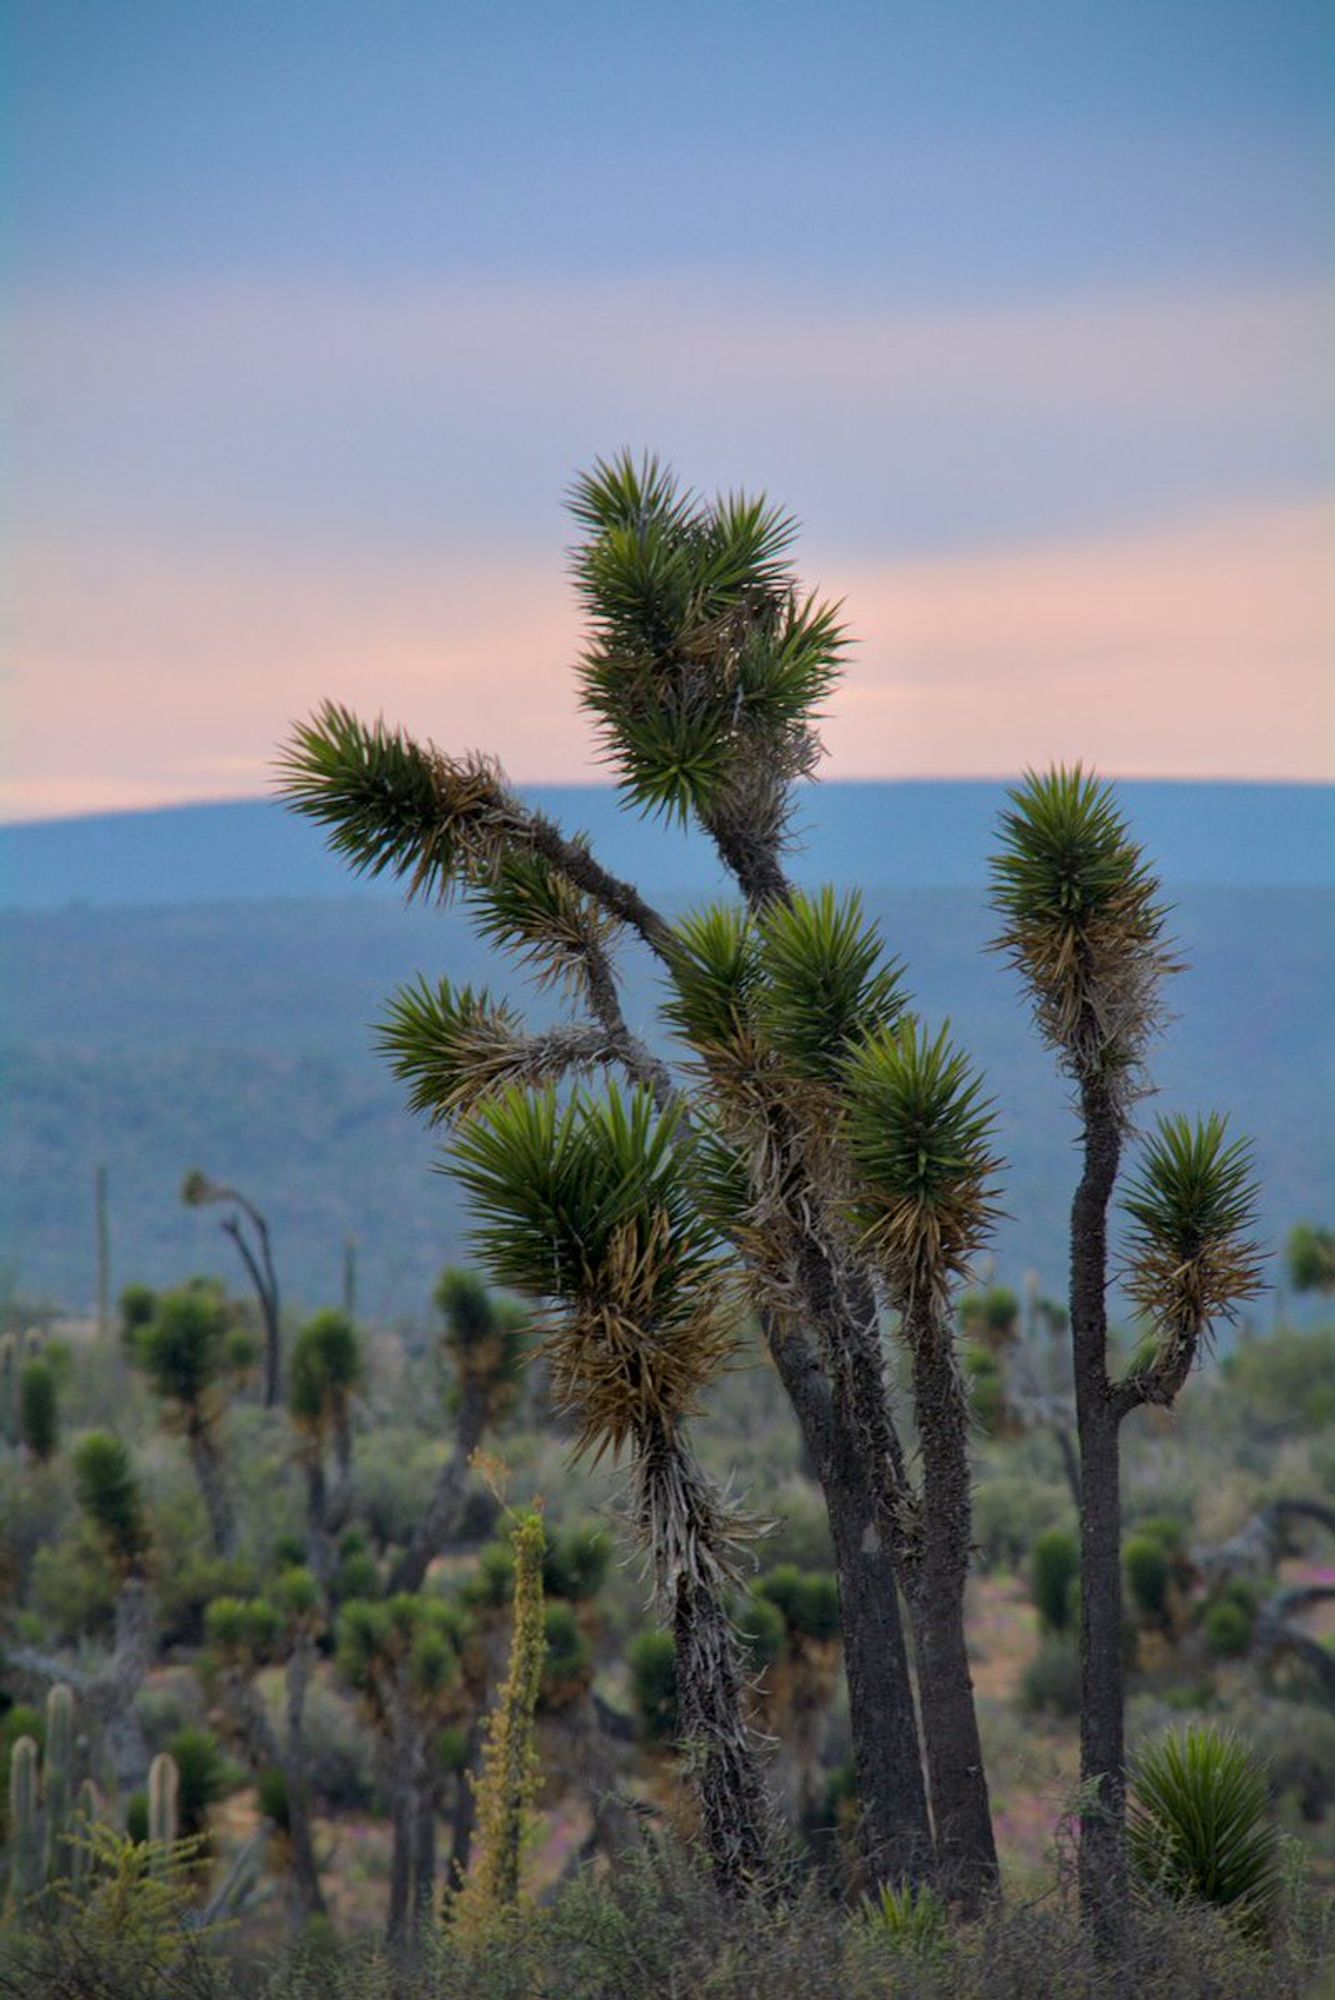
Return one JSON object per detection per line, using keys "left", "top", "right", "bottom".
{"left": 2, "top": 460, "right": 1332, "bottom": 1996}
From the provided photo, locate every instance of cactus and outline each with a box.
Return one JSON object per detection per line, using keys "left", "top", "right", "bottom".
{"left": 70, "top": 1778, "right": 101, "bottom": 1897}
{"left": 147, "top": 1751, "right": 180, "bottom": 1872}
{"left": 7, "top": 1736, "right": 42, "bottom": 1909}
{"left": 43, "top": 1684, "right": 75, "bottom": 1885}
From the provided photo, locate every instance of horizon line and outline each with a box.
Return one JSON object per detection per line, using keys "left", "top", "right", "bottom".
{"left": 3, "top": 770, "right": 1332, "bottom": 834}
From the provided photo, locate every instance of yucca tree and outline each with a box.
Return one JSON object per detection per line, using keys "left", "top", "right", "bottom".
{"left": 288, "top": 1308, "right": 364, "bottom": 1582}
{"left": 387, "top": 1268, "right": 530, "bottom": 1595}
{"left": 843, "top": 1021, "right": 1002, "bottom": 1904}
{"left": 336, "top": 1590, "right": 472, "bottom": 1938}
{"left": 990, "top": 768, "right": 1261, "bottom": 1945}
{"left": 128, "top": 1283, "right": 236, "bottom": 1558}
{"left": 450, "top": 1083, "right": 772, "bottom": 1893}
{"left": 278, "top": 454, "right": 1019, "bottom": 1891}
{"left": 182, "top": 1170, "right": 283, "bottom": 1406}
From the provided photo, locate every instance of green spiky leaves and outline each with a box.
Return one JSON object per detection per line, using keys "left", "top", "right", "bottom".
{"left": 449, "top": 1086, "right": 736, "bottom": 1458}
{"left": 1119, "top": 1115, "right": 1263, "bottom": 1402}
{"left": 844, "top": 1020, "right": 1002, "bottom": 1306}
{"left": 755, "top": 888, "right": 909, "bottom": 1088}
{"left": 469, "top": 849, "right": 624, "bottom": 996}
{"left": 278, "top": 701, "right": 524, "bottom": 904}
{"left": 379, "top": 979, "right": 617, "bottom": 1124}
{"left": 989, "top": 766, "right": 1177, "bottom": 1103}
{"left": 569, "top": 452, "right": 845, "bottom": 830}
{"left": 665, "top": 889, "right": 907, "bottom": 1091}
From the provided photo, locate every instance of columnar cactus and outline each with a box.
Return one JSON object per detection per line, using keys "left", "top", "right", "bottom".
{"left": 7, "top": 1736, "right": 41, "bottom": 1908}
{"left": 147, "top": 1751, "right": 180, "bottom": 1870}
{"left": 70, "top": 1778, "right": 100, "bottom": 1897}
{"left": 43, "top": 1684, "right": 75, "bottom": 1885}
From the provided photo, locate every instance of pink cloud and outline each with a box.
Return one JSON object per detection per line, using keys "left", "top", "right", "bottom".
{"left": 6, "top": 499, "right": 1331, "bottom": 822}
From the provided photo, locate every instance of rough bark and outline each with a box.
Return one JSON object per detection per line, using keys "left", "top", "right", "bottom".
{"left": 1071, "top": 1077, "right": 1127, "bottom": 1950}
{"left": 636, "top": 1420, "right": 772, "bottom": 1894}
{"left": 763, "top": 1308, "right": 933, "bottom": 1886}
{"left": 903, "top": 1299, "right": 999, "bottom": 1913}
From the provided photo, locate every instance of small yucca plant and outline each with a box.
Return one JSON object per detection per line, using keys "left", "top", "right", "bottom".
{"left": 1119, "top": 1114, "right": 1264, "bottom": 1407}
{"left": 1128, "top": 1725, "right": 1282, "bottom": 1936}
{"left": 860, "top": 1878, "right": 950, "bottom": 1957}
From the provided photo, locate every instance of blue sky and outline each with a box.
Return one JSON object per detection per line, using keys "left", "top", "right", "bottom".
{"left": 8, "top": 2, "right": 1332, "bottom": 815}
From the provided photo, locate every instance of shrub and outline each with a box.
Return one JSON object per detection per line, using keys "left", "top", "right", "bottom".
{"left": 1128, "top": 1724, "right": 1283, "bottom": 1936}
{"left": 74, "top": 1432, "right": 149, "bottom": 1570}
{"left": 1019, "top": 1639, "right": 1081, "bottom": 1717}
{"left": 19, "top": 1359, "right": 58, "bottom": 1461}
{"left": 629, "top": 1629, "right": 678, "bottom": 1745}
{"left": 167, "top": 1727, "right": 227, "bottom": 1842}
{"left": 1125, "top": 1535, "right": 1172, "bottom": 1628}
{"left": 1206, "top": 1598, "right": 1255, "bottom": 1661}
{"left": 539, "top": 1601, "right": 592, "bottom": 1710}
{"left": 736, "top": 1592, "right": 786, "bottom": 1673}
{"left": 542, "top": 1523, "right": 613, "bottom": 1603}
{"left": 1031, "top": 1528, "right": 1079, "bottom": 1634}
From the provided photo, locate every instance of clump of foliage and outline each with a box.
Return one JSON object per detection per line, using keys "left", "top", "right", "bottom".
{"left": 1128, "top": 1725, "right": 1283, "bottom": 1938}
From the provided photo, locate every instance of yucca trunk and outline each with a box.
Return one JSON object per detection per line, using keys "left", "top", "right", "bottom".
{"left": 764, "top": 1309, "right": 933, "bottom": 1886}
{"left": 902, "top": 1299, "right": 998, "bottom": 1913}
{"left": 1072, "top": 1081, "right": 1127, "bottom": 1948}
{"left": 187, "top": 1422, "right": 236, "bottom": 1558}
{"left": 284, "top": 1634, "right": 328, "bottom": 1921}
{"left": 635, "top": 1418, "right": 771, "bottom": 1894}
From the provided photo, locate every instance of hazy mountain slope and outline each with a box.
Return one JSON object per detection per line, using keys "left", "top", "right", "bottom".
{"left": 4, "top": 884, "right": 1329, "bottom": 1322}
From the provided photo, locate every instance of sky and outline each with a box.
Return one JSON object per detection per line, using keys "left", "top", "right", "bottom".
{"left": 6, "top": 0, "right": 1333, "bottom": 821}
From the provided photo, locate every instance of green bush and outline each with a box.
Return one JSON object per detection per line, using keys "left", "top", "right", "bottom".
{"left": 1220, "top": 1325, "right": 1335, "bottom": 1435}
{"left": 539, "top": 1601, "right": 593, "bottom": 1710}
{"left": 1125, "top": 1535, "right": 1172, "bottom": 1628}
{"left": 543, "top": 1523, "right": 613, "bottom": 1603}
{"left": 1019, "top": 1639, "right": 1081, "bottom": 1717}
{"left": 168, "top": 1726, "right": 227, "bottom": 1841}
{"left": 1205, "top": 1598, "right": 1254, "bottom": 1661}
{"left": 629, "top": 1628, "right": 678, "bottom": 1745}
{"left": 30, "top": 1529, "right": 119, "bottom": 1643}
{"left": 1031, "top": 1528, "right": 1079, "bottom": 1634}
{"left": 19, "top": 1358, "right": 59, "bottom": 1461}
{"left": 74, "top": 1432, "right": 149, "bottom": 1570}
{"left": 1128, "top": 1724, "right": 1283, "bottom": 1937}
{"left": 736, "top": 1592, "right": 786, "bottom": 1672}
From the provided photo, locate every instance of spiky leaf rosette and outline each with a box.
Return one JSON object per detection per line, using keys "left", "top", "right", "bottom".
{"left": 468, "top": 848, "right": 624, "bottom": 998}
{"left": 288, "top": 1310, "right": 363, "bottom": 1437}
{"left": 379, "top": 978, "right": 617, "bottom": 1124}
{"left": 663, "top": 904, "right": 764, "bottom": 1087}
{"left": 74, "top": 1432, "right": 149, "bottom": 1572}
{"left": 1128, "top": 1724, "right": 1282, "bottom": 1937}
{"left": 1120, "top": 1114, "right": 1263, "bottom": 1402}
{"left": 568, "top": 452, "right": 845, "bottom": 848}
{"left": 754, "top": 887, "right": 909, "bottom": 1089}
{"left": 278, "top": 700, "right": 528, "bottom": 904}
{"left": 449, "top": 1086, "right": 737, "bottom": 1459}
{"left": 989, "top": 766, "right": 1178, "bottom": 1112}
{"left": 844, "top": 1020, "right": 1002, "bottom": 1309}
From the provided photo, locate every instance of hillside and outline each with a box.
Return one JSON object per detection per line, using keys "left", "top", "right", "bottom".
{"left": 4, "top": 878, "right": 1330, "bottom": 1321}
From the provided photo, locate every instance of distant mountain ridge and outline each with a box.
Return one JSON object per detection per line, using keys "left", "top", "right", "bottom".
{"left": 3, "top": 780, "right": 1331, "bottom": 908}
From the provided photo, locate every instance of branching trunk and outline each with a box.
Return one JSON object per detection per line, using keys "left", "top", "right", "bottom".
{"left": 903, "top": 1300, "right": 998, "bottom": 1913}
{"left": 388, "top": 1378, "right": 490, "bottom": 1595}
{"left": 1072, "top": 1078, "right": 1126, "bottom": 1950}
{"left": 763, "top": 1308, "right": 933, "bottom": 1886}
